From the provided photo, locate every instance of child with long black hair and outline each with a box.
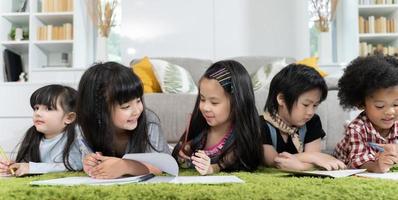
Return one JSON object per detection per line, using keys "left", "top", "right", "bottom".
{"left": 172, "top": 60, "right": 263, "bottom": 175}
{"left": 261, "top": 64, "right": 345, "bottom": 171}
{"left": 78, "top": 62, "right": 170, "bottom": 179}
{"left": 0, "top": 84, "right": 82, "bottom": 176}
{"left": 334, "top": 56, "right": 398, "bottom": 172}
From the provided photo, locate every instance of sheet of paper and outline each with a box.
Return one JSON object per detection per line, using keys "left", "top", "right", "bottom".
{"left": 30, "top": 175, "right": 150, "bottom": 186}
{"left": 30, "top": 175, "right": 244, "bottom": 186}
{"left": 122, "top": 153, "right": 179, "bottom": 176}
{"left": 144, "top": 176, "right": 244, "bottom": 184}
{"left": 284, "top": 169, "right": 366, "bottom": 178}
{"left": 356, "top": 172, "right": 398, "bottom": 180}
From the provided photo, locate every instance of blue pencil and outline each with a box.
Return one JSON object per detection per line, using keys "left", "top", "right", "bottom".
{"left": 368, "top": 142, "right": 384, "bottom": 153}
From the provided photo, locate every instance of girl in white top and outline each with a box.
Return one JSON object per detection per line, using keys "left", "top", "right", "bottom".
{"left": 0, "top": 84, "right": 83, "bottom": 176}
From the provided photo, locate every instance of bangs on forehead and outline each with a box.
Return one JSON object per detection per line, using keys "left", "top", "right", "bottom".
{"left": 108, "top": 73, "right": 143, "bottom": 105}
{"left": 30, "top": 87, "right": 60, "bottom": 109}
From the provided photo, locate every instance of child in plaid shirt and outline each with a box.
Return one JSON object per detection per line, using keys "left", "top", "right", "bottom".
{"left": 334, "top": 56, "right": 398, "bottom": 173}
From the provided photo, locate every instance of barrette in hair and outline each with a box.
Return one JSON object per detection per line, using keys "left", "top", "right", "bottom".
{"left": 209, "top": 68, "right": 232, "bottom": 88}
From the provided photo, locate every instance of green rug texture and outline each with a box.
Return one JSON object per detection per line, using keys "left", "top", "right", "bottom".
{"left": 1, "top": 168, "right": 397, "bottom": 200}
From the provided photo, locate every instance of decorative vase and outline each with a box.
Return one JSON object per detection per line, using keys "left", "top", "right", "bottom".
{"left": 318, "top": 31, "right": 333, "bottom": 65}
{"left": 96, "top": 36, "right": 108, "bottom": 62}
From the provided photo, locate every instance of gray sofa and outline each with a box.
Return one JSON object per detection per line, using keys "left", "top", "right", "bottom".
{"left": 140, "top": 56, "right": 350, "bottom": 153}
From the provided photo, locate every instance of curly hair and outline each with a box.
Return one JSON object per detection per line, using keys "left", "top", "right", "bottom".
{"left": 338, "top": 55, "right": 398, "bottom": 109}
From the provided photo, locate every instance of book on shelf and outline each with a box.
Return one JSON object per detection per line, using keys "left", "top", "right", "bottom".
{"left": 37, "top": 23, "right": 73, "bottom": 40}
{"left": 41, "top": 0, "right": 73, "bottom": 12}
{"left": 359, "top": 16, "right": 396, "bottom": 34}
{"left": 359, "top": 0, "right": 398, "bottom": 5}
{"left": 359, "top": 42, "right": 397, "bottom": 56}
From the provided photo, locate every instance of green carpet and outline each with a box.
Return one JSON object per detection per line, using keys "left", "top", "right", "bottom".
{"left": 1, "top": 168, "right": 398, "bottom": 200}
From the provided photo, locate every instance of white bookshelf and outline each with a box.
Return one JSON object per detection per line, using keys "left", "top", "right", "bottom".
{"left": 2, "top": 12, "right": 29, "bottom": 24}
{"left": 0, "top": 0, "right": 92, "bottom": 83}
{"left": 358, "top": 1, "right": 398, "bottom": 56}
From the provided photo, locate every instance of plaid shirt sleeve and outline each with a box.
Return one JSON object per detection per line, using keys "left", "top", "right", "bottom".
{"left": 338, "top": 124, "right": 376, "bottom": 168}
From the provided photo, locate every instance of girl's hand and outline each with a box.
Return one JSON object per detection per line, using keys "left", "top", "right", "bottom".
{"left": 179, "top": 148, "right": 191, "bottom": 160}
{"left": 83, "top": 152, "right": 102, "bottom": 176}
{"left": 191, "top": 150, "right": 213, "bottom": 175}
{"left": 274, "top": 152, "right": 306, "bottom": 171}
{"left": 0, "top": 159, "right": 14, "bottom": 175}
{"left": 89, "top": 155, "right": 125, "bottom": 179}
{"left": 9, "top": 163, "right": 29, "bottom": 176}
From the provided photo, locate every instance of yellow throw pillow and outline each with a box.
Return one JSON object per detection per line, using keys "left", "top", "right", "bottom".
{"left": 132, "top": 56, "right": 161, "bottom": 93}
{"left": 296, "top": 57, "right": 328, "bottom": 77}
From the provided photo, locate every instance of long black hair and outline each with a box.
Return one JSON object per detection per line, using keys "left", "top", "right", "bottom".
{"left": 177, "top": 60, "right": 263, "bottom": 171}
{"left": 16, "top": 84, "right": 78, "bottom": 171}
{"left": 264, "top": 63, "right": 328, "bottom": 115}
{"left": 77, "top": 62, "right": 154, "bottom": 157}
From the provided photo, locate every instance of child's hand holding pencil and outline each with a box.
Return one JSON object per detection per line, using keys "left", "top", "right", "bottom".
{"left": 0, "top": 147, "right": 15, "bottom": 176}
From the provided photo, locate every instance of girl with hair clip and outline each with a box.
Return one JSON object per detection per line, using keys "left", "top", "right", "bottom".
{"left": 261, "top": 64, "right": 346, "bottom": 171}
{"left": 334, "top": 56, "right": 398, "bottom": 173}
{"left": 172, "top": 60, "right": 263, "bottom": 175}
{"left": 0, "top": 84, "right": 83, "bottom": 176}
{"left": 78, "top": 62, "right": 170, "bottom": 179}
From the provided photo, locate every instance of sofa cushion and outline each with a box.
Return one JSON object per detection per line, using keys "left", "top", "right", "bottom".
{"left": 229, "top": 56, "right": 295, "bottom": 75}
{"left": 251, "top": 59, "right": 286, "bottom": 91}
{"left": 296, "top": 57, "right": 328, "bottom": 77}
{"left": 150, "top": 59, "right": 198, "bottom": 94}
{"left": 153, "top": 57, "right": 212, "bottom": 84}
{"left": 131, "top": 56, "right": 161, "bottom": 93}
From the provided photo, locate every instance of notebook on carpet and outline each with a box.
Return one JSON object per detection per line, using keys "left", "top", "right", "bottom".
{"left": 30, "top": 153, "right": 244, "bottom": 186}
{"left": 282, "top": 169, "right": 367, "bottom": 178}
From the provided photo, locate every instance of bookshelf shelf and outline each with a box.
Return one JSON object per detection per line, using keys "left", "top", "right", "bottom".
{"left": 1, "top": 13, "right": 29, "bottom": 25}
{"left": 358, "top": 1, "right": 398, "bottom": 57}
{"left": 0, "top": 0, "right": 91, "bottom": 82}
{"left": 359, "top": 5, "right": 398, "bottom": 16}
{"left": 33, "top": 40, "right": 73, "bottom": 52}
{"left": 359, "top": 33, "right": 398, "bottom": 43}
{"left": 31, "top": 67, "right": 85, "bottom": 72}
{"left": 1, "top": 41, "right": 29, "bottom": 53}
{"left": 34, "top": 12, "right": 73, "bottom": 24}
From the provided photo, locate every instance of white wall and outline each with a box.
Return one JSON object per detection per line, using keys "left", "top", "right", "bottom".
{"left": 335, "top": 0, "right": 358, "bottom": 64}
{"left": 120, "top": 0, "right": 310, "bottom": 64}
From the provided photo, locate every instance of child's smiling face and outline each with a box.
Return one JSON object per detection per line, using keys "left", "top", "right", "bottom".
{"left": 199, "top": 78, "right": 231, "bottom": 129}
{"left": 365, "top": 86, "right": 398, "bottom": 135}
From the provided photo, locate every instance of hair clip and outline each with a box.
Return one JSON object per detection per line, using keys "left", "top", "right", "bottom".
{"left": 209, "top": 67, "right": 233, "bottom": 92}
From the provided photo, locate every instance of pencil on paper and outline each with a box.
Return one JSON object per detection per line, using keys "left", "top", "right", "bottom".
{"left": 0, "top": 146, "right": 15, "bottom": 175}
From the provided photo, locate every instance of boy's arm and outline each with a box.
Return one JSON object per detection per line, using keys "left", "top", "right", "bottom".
{"left": 262, "top": 144, "right": 280, "bottom": 167}
{"left": 295, "top": 139, "right": 346, "bottom": 170}
{"left": 263, "top": 140, "right": 319, "bottom": 170}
